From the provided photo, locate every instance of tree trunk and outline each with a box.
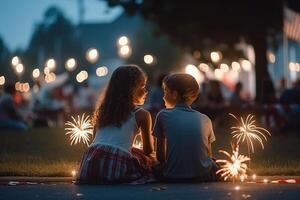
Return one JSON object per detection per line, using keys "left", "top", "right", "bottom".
{"left": 251, "top": 33, "right": 276, "bottom": 104}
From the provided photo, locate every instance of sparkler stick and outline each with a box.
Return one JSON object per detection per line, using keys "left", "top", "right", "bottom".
{"left": 216, "top": 146, "right": 250, "bottom": 182}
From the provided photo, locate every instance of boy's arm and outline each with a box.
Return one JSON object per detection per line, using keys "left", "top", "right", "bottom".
{"left": 156, "top": 137, "right": 166, "bottom": 164}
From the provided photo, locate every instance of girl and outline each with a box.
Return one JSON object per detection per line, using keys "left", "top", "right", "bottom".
{"left": 76, "top": 65, "right": 155, "bottom": 184}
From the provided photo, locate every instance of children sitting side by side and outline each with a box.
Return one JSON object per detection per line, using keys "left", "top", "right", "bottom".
{"left": 76, "top": 65, "right": 155, "bottom": 184}
{"left": 153, "top": 73, "right": 220, "bottom": 182}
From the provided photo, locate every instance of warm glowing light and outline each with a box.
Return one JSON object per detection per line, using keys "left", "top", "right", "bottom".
{"left": 289, "top": 62, "right": 296, "bottom": 71}
{"left": 296, "top": 63, "right": 300, "bottom": 72}
{"left": 76, "top": 70, "right": 88, "bottom": 83}
{"left": 214, "top": 68, "right": 223, "bottom": 80}
{"left": 199, "top": 63, "right": 209, "bottom": 73}
{"left": 220, "top": 63, "right": 229, "bottom": 73}
{"left": 210, "top": 51, "right": 222, "bottom": 63}
{"left": 235, "top": 186, "right": 240, "bottom": 190}
{"left": 15, "top": 82, "right": 21, "bottom": 91}
{"left": 185, "top": 64, "right": 203, "bottom": 84}
{"left": 267, "top": 52, "right": 276, "bottom": 63}
{"left": 86, "top": 48, "right": 99, "bottom": 63}
{"left": 96, "top": 66, "right": 108, "bottom": 77}
{"left": 144, "top": 54, "right": 154, "bottom": 65}
{"left": 0, "top": 76, "right": 5, "bottom": 86}
{"left": 11, "top": 56, "right": 20, "bottom": 66}
{"left": 231, "top": 62, "right": 241, "bottom": 72}
{"left": 32, "top": 68, "right": 40, "bottom": 79}
{"left": 132, "top": 133, "right": 143, "bottom": 150}
{"left": 252, "top": 174, "right": 256, "bottom": 180}
{"left": 241, "top": 60, "right": 252, "bottom": 71}
{"left": 45, "top": 73, "right": 56, "bottom": 83}
{"left": 118, "top": 36, "right": 129, "bottom": 46}
{"left": 65, "top": 114, "right": 94, "bottom": 146}
{"left": 16, "top": 63, "right": 24, "bottom": 74}
{"left": 46, "top": 58, "right": 56, "bottom": 70}
{"left": 230, "top": 113, "right": 271, "bottom": 153}
{"left": 22, "top": 83, "right": 30, "bottom": 93}
{"left": 216, "top": 146, "right": 250, "bottom": 181}
{"left": 118, "top": 45, "right": 132, "bottom": 58}
{"left": 44, "top": 67, "right": 50, "bottom": 75}
{"left": 72, "top": 170, "right": 76, "bottom": 177}
{"left": 263, "top": 179, "right": 268, "bottom": 183}
{"left": 65, "top": 58, "right": 77, "bottom": 71}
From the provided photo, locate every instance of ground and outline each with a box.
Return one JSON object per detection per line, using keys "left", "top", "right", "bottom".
{"left": 1, "top": 182, "right": 300, "bottom": 200}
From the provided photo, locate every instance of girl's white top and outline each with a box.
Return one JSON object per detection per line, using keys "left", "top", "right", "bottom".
{"left": 91, "top": 108, "right": 141, "bottom": 154}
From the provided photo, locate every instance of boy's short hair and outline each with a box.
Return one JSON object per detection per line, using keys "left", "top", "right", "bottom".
{"left": 163, "top": 73, "right": 199, "bottom": 103}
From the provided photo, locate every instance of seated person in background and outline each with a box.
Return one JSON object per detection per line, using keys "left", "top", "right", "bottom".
{"left": 230, "top": 81, "right": 246, "bottom": 107}
{"left": 153, "top": 74, "right": 219, "bottom": 182}
{"left": 0, "top": 83, "right": 27, "bottom": 130}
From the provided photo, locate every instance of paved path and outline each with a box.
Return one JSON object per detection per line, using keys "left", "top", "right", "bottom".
{"left": 1, "top": 182, "right": 300, "bottom": 200}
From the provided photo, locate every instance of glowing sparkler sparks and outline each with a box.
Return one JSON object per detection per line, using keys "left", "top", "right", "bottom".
{"left": 65, "top": 114, "right": 93, "bottom": 146}
{"left": 132, "top": 133, "right": 143, "bottom": 149}
{"left": 229, "top": 113, "right": 271, "bottom": 153}
{"left": 216, "top": 146, "right": 250, "bottom": 181}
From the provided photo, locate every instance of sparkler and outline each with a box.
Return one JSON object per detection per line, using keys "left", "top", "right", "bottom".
{"left": 229, "top": 113, "right": 271, "bottom": 154}
{"left": 216, "top": 146, "right": 250, "bottom": 181}
{"left": 65, "top": 114, "right": 93, "bottom": 146}
{"left": 132, "top": 133, "right": 143, "bottom": 149}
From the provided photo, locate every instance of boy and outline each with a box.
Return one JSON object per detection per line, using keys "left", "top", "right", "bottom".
{"left": 153, "top": 73, "right": 219, "bottom": 182}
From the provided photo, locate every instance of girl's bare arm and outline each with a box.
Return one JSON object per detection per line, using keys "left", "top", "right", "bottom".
{"left": 136, "top": 109, "right": 154, "bottom": 156}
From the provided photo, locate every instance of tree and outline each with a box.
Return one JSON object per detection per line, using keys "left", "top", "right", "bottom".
{"left": 0, "top": 37, "right": 13, "bottom": 82}
{"left": 105, "top": 0, "right": 300, "bottom": 103}
{"left": 25, "top": 6, "right": 88, "bottom": 84}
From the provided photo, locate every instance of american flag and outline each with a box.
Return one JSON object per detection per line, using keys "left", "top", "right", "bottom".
{"left": 284, "top": 7, "right": 300, "bottom": 41}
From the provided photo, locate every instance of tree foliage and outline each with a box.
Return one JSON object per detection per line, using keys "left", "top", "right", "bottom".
{"left": 105, "top": 0, "right": 300, "bottom": 102}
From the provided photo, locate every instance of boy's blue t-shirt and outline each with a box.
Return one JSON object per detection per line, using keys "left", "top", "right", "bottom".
{"left": 153, "top": 104, "right": 216, "bottom": 179}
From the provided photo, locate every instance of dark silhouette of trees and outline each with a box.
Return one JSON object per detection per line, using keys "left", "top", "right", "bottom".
{"left": 104, "top": 0, "right": 300, "bottom": 103}
{"left": 25, "top": 6, "right": 87, "bottom": 83}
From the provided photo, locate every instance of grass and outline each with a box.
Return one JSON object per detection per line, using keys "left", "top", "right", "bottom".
{"left": 0, "top": 128, "right": 86, "bottom": 177}
{"left": 0, "top": 127, "right": 300, "bottom": 176}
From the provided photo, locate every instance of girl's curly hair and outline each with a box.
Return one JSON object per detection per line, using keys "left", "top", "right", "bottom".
{"left": 93, "top": 65, "right": 146, "bottom": 134}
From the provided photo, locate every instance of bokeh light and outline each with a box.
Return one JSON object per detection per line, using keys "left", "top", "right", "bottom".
{"left": 118, "top": 45, "right": 132, "bottom": 58}
{"left": 0, "top": 76, "right": 5, "bottom": 86}
{"left": 210, "top": 51, "right": 222, "bottom": 63}
{"left": 15, "top": 63, "right": 24, "bottom": 74}
{"left": 11, "top": 56, "right": 20, "bottom": 66}
{"left": 65, "top": 58, "right": 77, "bottom": 71}
{"left": 241, "top": 60, "right": 252, "bottom": 71}
{"left": 231, "top": 61, "right": 241, "bottom": 72}
{"left": 46, "top": 58, "right": 56, "bottom": 71}
{"left": 96, "top": 66, "right": 108, "bottom": 77}
{"left": 220, "top": 63, "right": 229, "bottom": 73}
{"left": 32, "top": 68, "right": 40, "bottom": 79}
{"left": 144, "top": 54, "right": 154, "bottom": 65}
{"left": 118, "top": 36, "right": 129, "bottom": 46}
{"left": 199, "top": 63, "right": 209, "bottom": 73}
{"left": 86, "top": 48, "right": 99, "bottom": 63}
{"left": 185, "top": 64, "right": 203, "bottom": 84}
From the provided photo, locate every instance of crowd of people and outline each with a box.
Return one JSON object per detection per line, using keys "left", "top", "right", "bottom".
{"left": 0, "top": 69, "right": 299, "bottom": 132}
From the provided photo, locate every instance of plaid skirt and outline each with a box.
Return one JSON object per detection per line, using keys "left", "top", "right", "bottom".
{"left": 76, "top": 144, "right": 154, "bottom": 184}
